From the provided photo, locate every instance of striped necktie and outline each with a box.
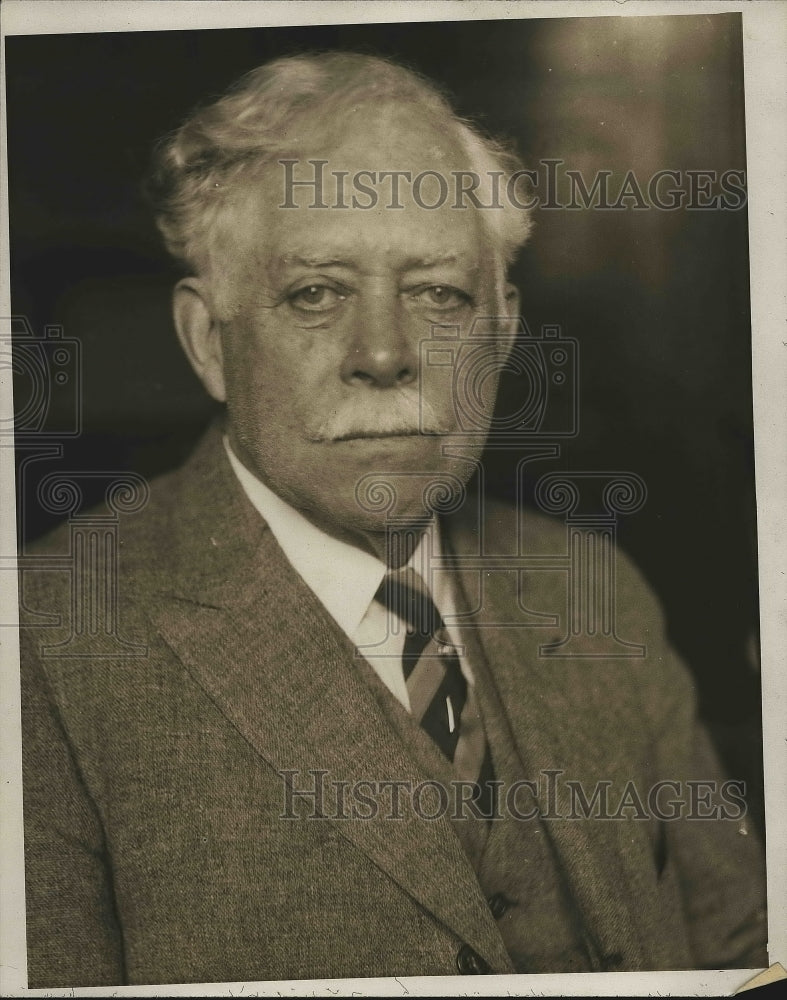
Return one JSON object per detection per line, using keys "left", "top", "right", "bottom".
{"left": 374, "top": 567, "right": 496, "bottom": 818}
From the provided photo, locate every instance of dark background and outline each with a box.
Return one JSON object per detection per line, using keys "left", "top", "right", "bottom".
{"left": 5, "top": 14, "right": 762, "bottom": 828}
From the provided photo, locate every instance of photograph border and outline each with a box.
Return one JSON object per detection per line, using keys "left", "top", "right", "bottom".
{"left": 1, "top": 2, "right": 784, "bottom": 996}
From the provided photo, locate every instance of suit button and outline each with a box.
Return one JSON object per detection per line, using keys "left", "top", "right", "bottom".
{"left": 456, "top": 944, "right": 491, "bottom": 974}
{"left": 487, "top": 892, "right": 512, "bottom": 919}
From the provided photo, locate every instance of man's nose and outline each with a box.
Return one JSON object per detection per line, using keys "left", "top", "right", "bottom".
{"left": 340, "top": 295, "right": 418, "bottom": 389}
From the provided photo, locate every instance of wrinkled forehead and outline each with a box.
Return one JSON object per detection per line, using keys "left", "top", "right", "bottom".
{"left": 210, "top": 103, "right": 497, "bottom": 284}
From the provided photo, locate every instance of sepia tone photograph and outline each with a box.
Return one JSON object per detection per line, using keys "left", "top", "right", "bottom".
{"left": 1, "top": 1, "right": 784, "bottom": 995}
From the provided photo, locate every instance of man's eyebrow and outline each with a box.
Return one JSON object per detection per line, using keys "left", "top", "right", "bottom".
{"left": 403, "top": 254, "right": 460, "bottom": 269}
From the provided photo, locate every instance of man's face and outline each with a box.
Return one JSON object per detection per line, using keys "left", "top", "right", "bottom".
{"left": 180, "top": 106, "right": 516, "bottom": 544}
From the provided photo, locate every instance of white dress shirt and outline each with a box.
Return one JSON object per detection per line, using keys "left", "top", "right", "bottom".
{"left": 224, "top": 438, "right": 474, "bottom": 710}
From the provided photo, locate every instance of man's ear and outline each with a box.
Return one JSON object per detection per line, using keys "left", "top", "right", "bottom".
{"left": 172, "top": 278, "right": 227, "bottom": 403}
{"left": 498, "top": 282, "right": 521, "bottom": 357}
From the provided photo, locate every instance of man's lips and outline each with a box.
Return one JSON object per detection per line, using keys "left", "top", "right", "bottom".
{"left": 305, "top": 428, "right": 445, "bottom": 443}
{"left": 330, "top": 429, "right": 426, "bottom": 442}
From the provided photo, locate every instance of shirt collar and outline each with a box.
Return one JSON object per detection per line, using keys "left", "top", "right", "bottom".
{"left": 223, "top": 437, "right": 445, "bottom": 637}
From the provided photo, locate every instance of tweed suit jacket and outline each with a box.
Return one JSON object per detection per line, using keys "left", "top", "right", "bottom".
{"left": 20, "top": 427, "right": 768, "bottom": 987}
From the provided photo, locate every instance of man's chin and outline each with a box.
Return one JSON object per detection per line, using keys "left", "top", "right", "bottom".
{"left": 346, "top": 475, "right": 467, "bottom": 534}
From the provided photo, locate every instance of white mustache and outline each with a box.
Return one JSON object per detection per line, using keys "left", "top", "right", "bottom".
{"left": 306, "top": 391, "right": 447, "bottom": 442}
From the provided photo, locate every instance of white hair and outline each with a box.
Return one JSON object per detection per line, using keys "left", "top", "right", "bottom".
{"left": 146, "top": 51, "right": 532, "bottom": 289}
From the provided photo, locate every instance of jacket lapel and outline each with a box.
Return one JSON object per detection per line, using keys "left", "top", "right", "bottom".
{"left": 147, "top": 431, "right": 513, "bottom": 973}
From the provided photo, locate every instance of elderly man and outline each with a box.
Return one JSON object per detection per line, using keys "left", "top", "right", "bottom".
{"left": 21, "top": 53, "right": 767, "bottom": 987}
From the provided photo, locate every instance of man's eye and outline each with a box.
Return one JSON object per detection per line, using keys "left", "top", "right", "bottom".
{"left": 288, "top": 285, "right": 347, "bottom": 312}
{"left": 413, "top": 285, "right": 472, "bottom": 309}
